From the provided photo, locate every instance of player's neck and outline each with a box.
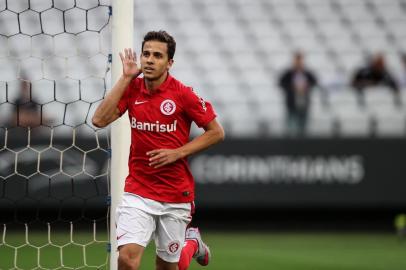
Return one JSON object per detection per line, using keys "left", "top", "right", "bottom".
{"left": 144, "top": 72, "right": 168, "bottom": 94}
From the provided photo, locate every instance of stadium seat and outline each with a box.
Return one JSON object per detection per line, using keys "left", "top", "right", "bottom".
{"left": 373, "top": 106, "right": 406, "bottom": 137}
{"left": 237, "top": 3, "right": 271, "bottom": 21}
{"left": 339, "top": 3, "right": 374, "bottom": 22}
{"left": 373, "top": 1, "right": 405, "bottom": 21}
{"left": 275, "top": 4, "right": 307, "bottom": 22}
{"left": 364, "top": 87, "right": 397, "bottom": 108}
{"left": 363, "top": 87, "right": 405, "bottom": 136}
{"left": 221, "top": 102, "right": 264, "bottom": 137}
{"left": 306, "top": 4, "right": 339, "bottom": 22}
{"left": 307, "top": 90, "right": 335, "bottom": 137}
{"left": 257, "top": 99, "right": 286, "bottom": 137}
{"left": 329, "top": 89, "right": 372, "bottom": 136}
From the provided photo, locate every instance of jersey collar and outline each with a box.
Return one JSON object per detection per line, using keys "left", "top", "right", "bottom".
{"left": 141, "top": 73, "right": 173, "bottom": 95}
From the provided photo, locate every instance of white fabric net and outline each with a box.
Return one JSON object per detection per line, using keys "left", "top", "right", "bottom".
{"left": 0, "top": 0, "right": 112, "bottom": 268}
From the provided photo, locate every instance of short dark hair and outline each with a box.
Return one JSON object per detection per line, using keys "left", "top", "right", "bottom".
{"left": 142, "top": 30, "right": 176, "bottom": 60}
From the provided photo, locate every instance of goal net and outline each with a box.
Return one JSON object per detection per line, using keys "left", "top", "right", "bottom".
{"left": 0, "top": 0, "right": 113, "bottom": 268}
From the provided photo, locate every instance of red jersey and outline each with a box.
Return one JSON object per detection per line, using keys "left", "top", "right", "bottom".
{"left": 117, "top": 74, "right": 216, "bottom": 203}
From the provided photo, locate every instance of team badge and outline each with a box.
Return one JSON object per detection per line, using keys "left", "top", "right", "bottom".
{"left": 160, "top": 99, "right": 176, "bottom": 115}
{"left": 166, "top": 240, "right": 181, "bottom": 254}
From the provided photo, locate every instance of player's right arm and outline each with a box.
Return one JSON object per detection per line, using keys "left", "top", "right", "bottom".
{"left": 92, "top": 48, "right": 141, "bottom": 128}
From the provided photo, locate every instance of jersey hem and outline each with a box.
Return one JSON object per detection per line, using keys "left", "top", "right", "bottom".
{"left": 124, "top": 189, "right": 195, "bottom": 204}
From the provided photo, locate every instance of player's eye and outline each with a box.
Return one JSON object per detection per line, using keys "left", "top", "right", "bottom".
{"left": 153, "top": 52, "right": 163, "bottom": 58}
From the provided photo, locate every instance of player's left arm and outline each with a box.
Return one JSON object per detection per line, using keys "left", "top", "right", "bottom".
{"left": 147, "top": 119, "right": 224, "bottom": 168}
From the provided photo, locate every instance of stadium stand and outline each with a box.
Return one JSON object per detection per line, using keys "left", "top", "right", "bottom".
{"left": 133, "top": 0, "right": 406, "bottom": 138}
{"left": 2, "top": 0, "right": 405, "bottom": 138}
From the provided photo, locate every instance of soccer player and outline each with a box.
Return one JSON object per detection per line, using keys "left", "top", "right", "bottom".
{"left": 92, "top": 31, "right": 224, "bottom": 270}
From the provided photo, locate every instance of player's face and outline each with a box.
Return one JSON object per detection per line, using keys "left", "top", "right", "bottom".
{"left": 141, "top": 41, "right": 173, "bottom": 81}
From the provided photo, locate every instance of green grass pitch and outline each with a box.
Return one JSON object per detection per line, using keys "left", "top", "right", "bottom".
{"left": 1, "top": 231, "right": 405, "bottom": 270}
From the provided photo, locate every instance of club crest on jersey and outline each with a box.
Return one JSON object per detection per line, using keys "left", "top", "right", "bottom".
{"left": 160, "top": 99, "right": 176, "bottom": 115}
{"left": 166, "top": 240, "right": 181, "bottom": 255}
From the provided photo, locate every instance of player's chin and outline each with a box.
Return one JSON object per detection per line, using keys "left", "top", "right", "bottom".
{"left": 143, "top": 74, "right": 163, "bottom": 82}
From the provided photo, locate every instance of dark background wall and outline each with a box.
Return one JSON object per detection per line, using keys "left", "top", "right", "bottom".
{"left": 190, "top": 138, "right": 406, "bottom": 231}
{"left": 2, "top": 136, "right": 405, "bottom": 231}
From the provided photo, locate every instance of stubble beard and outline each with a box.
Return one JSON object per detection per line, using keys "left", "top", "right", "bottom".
{"left": 144, "top": 69, "right": 167, "bottom": 83}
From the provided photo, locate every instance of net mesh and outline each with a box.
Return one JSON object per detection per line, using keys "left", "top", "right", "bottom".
{"left": 0, "top": 0, "right": 111, "bottom": 268}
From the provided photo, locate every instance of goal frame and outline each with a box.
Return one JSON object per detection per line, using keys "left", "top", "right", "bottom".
{"left": 110, "top": 0, "right": 134, "bottom": 268}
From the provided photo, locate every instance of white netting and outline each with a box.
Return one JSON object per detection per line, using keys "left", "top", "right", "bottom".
{"left": 0, "top": 0, "right": 111, "bottom": 268}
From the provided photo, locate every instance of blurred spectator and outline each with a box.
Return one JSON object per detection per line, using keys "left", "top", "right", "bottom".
{"left": 351, "top": 53, "right": 399, "bottom": 104}
{"left": 278, "top": 52, "right": 319, "bottom": 137}
{"left": 11, "top": 79, "right": 41, "bottom": 127}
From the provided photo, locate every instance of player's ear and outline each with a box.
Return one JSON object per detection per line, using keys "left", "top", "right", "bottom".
{"left": 167, "top": 59, "right": 174, "bottom": 70}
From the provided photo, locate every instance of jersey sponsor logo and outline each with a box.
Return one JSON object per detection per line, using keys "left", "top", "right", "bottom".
{"left": 131, "top": 117, "right": 177, "bottom": 132}
{"left": 135, "top": 100, "right": 148, "bottom": 105}
{"left": 160, "top": 99, "right": 176, "bottom": 115}
{"left": 166, "top": 240, "right": 181, "bottom": 254}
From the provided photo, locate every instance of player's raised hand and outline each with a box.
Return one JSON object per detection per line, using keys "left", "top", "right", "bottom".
{"left": 147, "top": 149, "right": 183, "bottom": 168}
{"left": 119, "top": 48, "right": 141, "bottom": 78}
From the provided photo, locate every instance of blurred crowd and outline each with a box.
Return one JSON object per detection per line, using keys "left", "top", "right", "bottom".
{"left": 278, "top": 51, "right": 406, "bottom": 137}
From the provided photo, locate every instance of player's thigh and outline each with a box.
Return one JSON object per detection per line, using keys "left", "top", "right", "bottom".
{"left": 116, "top": 205, "right": 155, "bottom": 248}
{"left": 155, "top": 210, "right": 191, "bottom": 263}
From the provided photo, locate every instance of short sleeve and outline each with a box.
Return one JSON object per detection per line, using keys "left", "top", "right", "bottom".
{"left": 182, "top": 87, "right": 216, "bottom": 128}
{"left": 117, "top": 81, "right": 133, "bottom": 116}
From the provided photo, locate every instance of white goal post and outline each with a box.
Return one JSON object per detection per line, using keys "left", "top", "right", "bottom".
{"left": 110, "top": 0, "right": 134, "bottom": 269}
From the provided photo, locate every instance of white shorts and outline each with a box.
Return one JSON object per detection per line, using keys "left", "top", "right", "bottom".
{"left": 116, "top": 193, "right": 192, "bottom": 263}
